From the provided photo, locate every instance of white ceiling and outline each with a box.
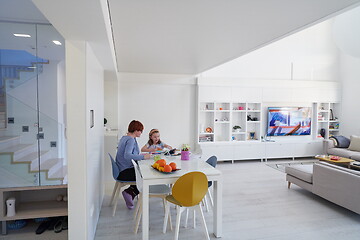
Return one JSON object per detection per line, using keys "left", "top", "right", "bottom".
{"left": 0, "top": 0, "right": 48, "bottom": 24}
{"left": 0, "top": 1, "right": 64, "bottom": 62}
{"left": 18, "top": 0, "right": 360, "bottom": 74}
{"left": 108, "top": 0, "right": 360, "bottom": 74}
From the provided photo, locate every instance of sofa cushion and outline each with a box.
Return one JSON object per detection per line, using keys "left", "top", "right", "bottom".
{"left": 348, "top": 135, "right": 360, "bottom": 152}
{"left": 350, "top": 153, "right": 360, "bottom": 161}
{"left": 285, "top": 164, "right": 313, "bottom": 183}
{"left": 327, "top": 147, "right": 358, "bottom": 159}
{"left": 330, "top": 136, "right": 350, "bottom": 148}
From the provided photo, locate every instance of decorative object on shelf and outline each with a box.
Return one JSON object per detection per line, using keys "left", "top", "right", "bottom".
{"left": 249, "top": 132, "right": 256, "bottom": 140}
{"left": 320, "top": 128, "right": 326, "bottom": 138}
{"left": 56, "top": 195, "right": 63, "bottom": 201}
{"left": 253, "top": 117, "right": 258, "bottom": 121}
{"left": 205, "top": 127, "right": 213, "bottom": 133}
{"left": 181, "top": 144, "right": 190, "bottom": 160}
{"left": 238, "top": 106, "right": 244, "bottom": 110}
{"left": 205, "top": 104, "right": 209, "bottom": 110}
{"left": 329, "top": 109, "right": 335, "bottom": 120}
{"left": 233, "top": 125, "right": 241, "bottom": 132}
{"left": 199, "top": 136, "right": 212, "bottom": 142}
{"left": 219, "top": 107, "right": 223, "bottom": 110}
{"left": 247, "top": 115, "right": 253, "bottom": 121}
{"left": 6, "top": 198, "right": 16, "bottom": 217}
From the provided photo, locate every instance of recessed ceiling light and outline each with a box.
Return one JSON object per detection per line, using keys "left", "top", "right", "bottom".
{"left": 52, "top": 40, "right": 62, "bottom": 45}
{"left": 14, "top": 33, "right": 31, "bottom": 38}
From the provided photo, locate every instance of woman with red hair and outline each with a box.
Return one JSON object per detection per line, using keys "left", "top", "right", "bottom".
{"left": 115, "top": 120, "right": 150, "bottom": 209}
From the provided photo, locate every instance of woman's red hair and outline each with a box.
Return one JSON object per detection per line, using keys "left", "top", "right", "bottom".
{"left": 128, "top": 120, "right": 144, "bottom": 133}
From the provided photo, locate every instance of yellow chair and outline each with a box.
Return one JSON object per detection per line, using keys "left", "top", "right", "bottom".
{"left": 163, "top": 171, "right": 210, "bottom": 240}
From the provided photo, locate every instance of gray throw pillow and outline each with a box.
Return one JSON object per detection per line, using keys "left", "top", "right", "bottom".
{"left": 330, "top": 136, "right": 350, "bottom": 148}
{"left": 348, "top": 135, "right": 360, "bottom": 152}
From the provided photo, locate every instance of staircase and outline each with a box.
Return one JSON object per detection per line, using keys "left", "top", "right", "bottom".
{"left": 0, "top": 49, "right": 66, "bottom": 187}
{"left": 0, "top": 136, "right": 66, "bottom": 186}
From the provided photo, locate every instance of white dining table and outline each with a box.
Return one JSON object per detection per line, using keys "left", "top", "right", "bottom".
{"left": 138, "top": 155, "right": 223, "bottom": 240}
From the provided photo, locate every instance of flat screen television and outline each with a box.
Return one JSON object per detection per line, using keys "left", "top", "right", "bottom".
{"left": 267, "top": 107, "right": 312, "bottom": 136}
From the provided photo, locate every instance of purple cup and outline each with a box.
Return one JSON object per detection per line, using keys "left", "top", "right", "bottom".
{"left": 181, "top": 151, "right": 190, "bottom": 160}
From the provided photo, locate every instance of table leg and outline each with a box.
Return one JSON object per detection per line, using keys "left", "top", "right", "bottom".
{"left": 213, "top": 178, "right": 223, "bottom": 238}
{"left": 142, "top": 181, "right": 149, "bottom": 240}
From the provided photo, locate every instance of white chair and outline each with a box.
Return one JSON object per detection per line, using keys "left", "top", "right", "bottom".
{"left": 131, "top": 160, "right": 172, "bottom": 233}
{"left": 108, "top": 153, "right": 136, "bottom": 216}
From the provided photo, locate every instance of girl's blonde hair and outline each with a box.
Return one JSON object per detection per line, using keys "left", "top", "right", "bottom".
{"left": 147, "top": 129, "right": 162, "bottom": 145}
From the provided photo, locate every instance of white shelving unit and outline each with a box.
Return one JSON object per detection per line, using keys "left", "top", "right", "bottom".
{"left": 198, "top": 102, "right": 262, "bottom": 143}
{"left": 314, "top": 102, "right": 340, "bottom": 139}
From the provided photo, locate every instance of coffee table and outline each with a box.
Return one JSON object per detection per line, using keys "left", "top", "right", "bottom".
{"left": 315, "top": 155, "right": 354, "bottom": 168}
{"left": 350, "top": 162, "right": 360, "bottom": 171}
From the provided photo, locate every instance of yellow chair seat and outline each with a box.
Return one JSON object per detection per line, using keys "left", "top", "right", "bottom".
{"left": 165, "top": 195, "right": 183, "bottom": 207}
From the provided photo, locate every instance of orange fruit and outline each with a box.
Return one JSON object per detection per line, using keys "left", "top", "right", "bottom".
{"left": 156, "top": 159, "right": 166, "bottom": 167}
{"left": 169, "top": 162, "right": 177, "bottom": 171}
{"left": 163, "top": 165, "right": 172, "bottom": 172}
{"left": 152, "top": 163, "right": 159, "bottom": 169}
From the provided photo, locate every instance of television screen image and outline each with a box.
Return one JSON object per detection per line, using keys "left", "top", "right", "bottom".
{"left": 267, "top": 107, "right": 312, "bottom": 136}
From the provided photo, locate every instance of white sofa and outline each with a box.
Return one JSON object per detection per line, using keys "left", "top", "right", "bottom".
{"left": 286, "top": 161, "right": 360, "bottom": 214}
{"left": 325, "top": 139, "right": 360, "bottom": 161}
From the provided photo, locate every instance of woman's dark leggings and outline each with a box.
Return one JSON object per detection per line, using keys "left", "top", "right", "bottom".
{"left": 117, "top": 167, "right": 139, "bottom": 196}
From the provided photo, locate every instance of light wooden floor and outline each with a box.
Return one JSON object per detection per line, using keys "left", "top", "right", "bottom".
{"left": 95, "top": 160, "right": 360, "bottom": 240}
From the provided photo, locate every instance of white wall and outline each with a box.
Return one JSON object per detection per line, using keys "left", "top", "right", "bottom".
{"left": 86, "top": 44, "right": 104, "bottom": 239}
{"left": 66, "top": 40, "right": 104, "bottom": 240}
{"left": 202, "top": 19, "right": 340, "bottom": 81}
{"left": 104, "top": 71, "right": 118, "bottom": 130}
{"left": 333, "top": 6, "right": 360, "bottom": 138}
{"left": 339, "top": 54, "right": 360, "bottom": 137}
{"left": 118, "top": 73, "right": 197, "bottom": 150}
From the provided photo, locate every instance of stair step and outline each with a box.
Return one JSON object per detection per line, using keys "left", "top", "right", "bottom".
{"left": 0, "top": 136, "right": 21, "bottom": 150}
{"left": 15, "top": 151, "right": 44, "bottom": 163}
{"left": 0, "top": 144, "right": 37, "bottom": 160}
{"left": 48, "top": 160, "right": 66, "bottom": 179}
{"left": 30, "top": 156, "right": 60, "bottom": 172}
{"left": 0, "top": 143, "right": 31, "bottom": 153}
{"left": 0, "top": 136, "right": 19, "bottom": 144}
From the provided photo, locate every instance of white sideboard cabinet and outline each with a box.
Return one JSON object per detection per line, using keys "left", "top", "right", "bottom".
{"left": 199, "top": 140, "right": 324, "bottom": 162}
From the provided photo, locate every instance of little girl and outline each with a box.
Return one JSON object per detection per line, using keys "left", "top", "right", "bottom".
{"left": 141, "top": 129, "right": 172, "bottom": 152}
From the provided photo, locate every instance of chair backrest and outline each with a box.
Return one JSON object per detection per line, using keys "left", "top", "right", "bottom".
{"left": 206, "top": 156, "right": 217, "bottom": 168}
{"left": 131, "top": 160, "right": 143, "bottom": 193}
{"left": 109, "top": 153, "right": 120, "bottom": 180}
{"left": 172, "top": 171, "right": 208, "bottom": 207}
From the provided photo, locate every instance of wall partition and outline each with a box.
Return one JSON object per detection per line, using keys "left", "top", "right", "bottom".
{"left": 0, "top": 21, "right": 66, "bottom": 188}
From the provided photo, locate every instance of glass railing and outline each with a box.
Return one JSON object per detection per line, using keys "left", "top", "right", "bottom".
{"left": 0, "top": 95, "right": 66, "bottom": 188}
{"left": 0, "top": 21, "right": 66, "bottom": 189}
{"left": 3, "top": 63, "right": 44, "bottom": 91}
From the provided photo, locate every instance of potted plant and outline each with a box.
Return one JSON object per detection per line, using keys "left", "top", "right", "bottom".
{"left": 181, "top": 144, "right": 190, "bottom": 160}
{"left": 233, "top": 125, "right": 242, "bottom": 132}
